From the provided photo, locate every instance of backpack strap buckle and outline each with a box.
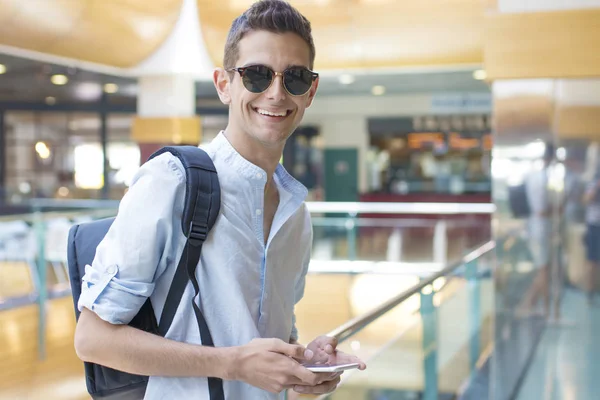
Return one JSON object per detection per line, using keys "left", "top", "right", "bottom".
{"left": 188, "top": 221, "right": 208, "bottom": 246}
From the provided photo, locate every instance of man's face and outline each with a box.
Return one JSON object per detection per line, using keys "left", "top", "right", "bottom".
{"left": 217, "top": 30, "right": 318, "bottom": 148}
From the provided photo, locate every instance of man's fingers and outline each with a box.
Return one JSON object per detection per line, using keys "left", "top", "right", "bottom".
{"left": 271, "top": 340, "right": 313, "bottom": 360}
{"left": 327, "top": 336, "right": 338, "bottom": 352}
{"left": 333, "top": 351, "right": 367, "bottom": 370}
{"left": 308, "top": 349, "right": 329, "bottom": 364}
{"left": 293, "top": 376, "right": 341, "bottom": 394}
{"left": 317, "top": 336, "right": 338, "bottom": 354}
{"left": 292, "top": 365, "right": 321, "bottom": 385}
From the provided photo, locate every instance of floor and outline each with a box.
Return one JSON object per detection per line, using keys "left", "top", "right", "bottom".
{"left": 0, "top": 226, "right": 487, "bottom": 399}
{"left": 0, "top": 297, "right": 89, "bottom": 400}
{"left": 516, "top": 289, "right": 600, "bottom": 400}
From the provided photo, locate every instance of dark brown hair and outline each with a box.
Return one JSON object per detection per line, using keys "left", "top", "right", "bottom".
{"left": 223, "top": 0, "right": 316, "bottom": 70}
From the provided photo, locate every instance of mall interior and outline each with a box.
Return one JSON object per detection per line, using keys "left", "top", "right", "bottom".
{"left": 1, "top": 0, "right": 600, "bottom": 399}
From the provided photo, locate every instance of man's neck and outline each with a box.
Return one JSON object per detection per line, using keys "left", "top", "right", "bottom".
{"left": 222, "top": 128, "right": 284, "bottom": 180}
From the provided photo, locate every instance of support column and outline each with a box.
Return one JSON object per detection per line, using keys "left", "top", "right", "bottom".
{"left": 0, "top": 110, "right": 5, "bottom": 203}
{"left": 132, "top": 75, "right": 201, "bottom": 162}
{"left": 100, "top": 93, "right": 109, "bottom": 199}
{"left": 486, "top": 2, "right": 600, "bottom": 400}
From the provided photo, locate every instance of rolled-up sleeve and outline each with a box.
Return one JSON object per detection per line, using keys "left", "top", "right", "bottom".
{"left": 78, "top": 153, "right": 186, "bottom": 325}
{"left": 290, "top": 210, "right": 313, "bottom": 342}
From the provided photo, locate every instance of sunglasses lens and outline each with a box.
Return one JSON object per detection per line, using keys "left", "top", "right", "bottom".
{"left": 241, "top": 65, "right": 273, "bottom": 93}
{"left": 284, "top": 67, "right": 313, "bottom": 95}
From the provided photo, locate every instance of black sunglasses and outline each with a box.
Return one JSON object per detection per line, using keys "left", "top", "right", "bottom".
{"left": 228, "top": 64, "right": 318, "bottom": 96}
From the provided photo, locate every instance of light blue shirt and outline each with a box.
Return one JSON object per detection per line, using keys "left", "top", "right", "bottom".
{"left": 78, "top": 132, "right": 313, "bottom": 399}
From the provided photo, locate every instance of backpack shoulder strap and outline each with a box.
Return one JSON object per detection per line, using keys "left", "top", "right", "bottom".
{"left": 147, "top": 146, "right": 220, "bottom": 334}
{"left": 150, "top": 146, "right": 224, "bottom": 400}
{"left": 149, "top": 146, "right": 220, "bottom": 240}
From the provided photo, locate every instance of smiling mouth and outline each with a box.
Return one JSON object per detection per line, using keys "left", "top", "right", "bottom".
{"left": 253, "top": 107, "right": 293, "bottom": 119}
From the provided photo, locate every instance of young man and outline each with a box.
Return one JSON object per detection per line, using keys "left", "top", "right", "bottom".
{"left": 74, "top": 0, "right": 365, "bottom": 399}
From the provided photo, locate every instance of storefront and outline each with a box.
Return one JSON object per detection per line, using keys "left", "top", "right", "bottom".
{"left": 364, "top": 114, "right": 492, "bottom": 204}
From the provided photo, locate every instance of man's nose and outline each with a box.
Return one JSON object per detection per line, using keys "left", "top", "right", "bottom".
{"left": 265, "top": 73, "right": 287, "bottom": 101}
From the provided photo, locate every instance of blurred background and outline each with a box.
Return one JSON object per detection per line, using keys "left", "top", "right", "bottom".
{"left": 0, "top": 0, "right": 599, "bottom": 399}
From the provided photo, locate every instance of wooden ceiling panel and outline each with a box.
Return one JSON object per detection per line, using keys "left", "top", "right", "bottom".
{"left": 0, "top": 0, "right": 89, "bottom": 53}
{"left": 197, "top": 0, "right": 485, "bottom": 70}
{"left": 485, "top": 9, "right": 600, "bottom": 80}
{"left": 0, "top": 0, "right": 182, "bottom": 68}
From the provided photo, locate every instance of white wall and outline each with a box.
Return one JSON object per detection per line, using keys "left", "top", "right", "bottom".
{"left": 306, "top": 93, "right": 434, "bottom": 119}
{"left": 499, "top": 0, "right": 600, "bottom": 13}
{"left": 303, "top": 92, "right": 492, "bottom": 193}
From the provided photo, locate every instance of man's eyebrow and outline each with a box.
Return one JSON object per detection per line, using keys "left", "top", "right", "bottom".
{"left": 287, "top": 64, "right": 309, "bottom": 69}
{"left": 237, "top": 63, "right": 310, "bottom": 70}
{"left": 240, "top": 62, "right": 269, "bottom": 68}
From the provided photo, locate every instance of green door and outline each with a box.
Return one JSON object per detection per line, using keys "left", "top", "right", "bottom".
{"left": 324, "top": 148, "right": 358, "bottom": 202}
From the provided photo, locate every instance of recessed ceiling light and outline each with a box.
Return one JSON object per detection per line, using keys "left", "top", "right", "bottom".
{"left": 104, "top": 83, "right": 119, "bottom": 94}
{"left": 0, "top": 64, "right": 6, "bottom": 74}
{"left": 371, "top": 85, "right": 386, "bottom": 96}
{"left": 45, "top": 96, "right": 57, "bottom": 105}
{"left": 51, "top": 74, "right": 68, "bottom": 85}
{"left": 339, "top": 74, "right": 355, "bottom": 85}
{"left": 473, "top": 69, "right": 487, "bottom": 80}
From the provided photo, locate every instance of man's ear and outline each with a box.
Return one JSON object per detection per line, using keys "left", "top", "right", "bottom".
{"left": 213, "top": 68, "right": 231, "bottom": 105}
{"left": 305, "top": 76, "right": 319, "bottom": 109}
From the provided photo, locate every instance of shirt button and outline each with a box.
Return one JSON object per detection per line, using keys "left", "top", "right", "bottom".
{"left": 107, "top": 265, "right": 117, "bottom": 275}
{"left": 256, "top": 209, "right": 262, "bottom": 216}
{"left": 256, "top": 173, "right": 263, "bottom": 179}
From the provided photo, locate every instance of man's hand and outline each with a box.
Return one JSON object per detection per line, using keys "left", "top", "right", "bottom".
{"left": 230, "top": 338, "right": 322, "bottom": 394}
{"left": 304, "top": 335, "right": 338, "bottom": 363}
{"left": 291, "top": 335, "right": 367, "bottom": 395}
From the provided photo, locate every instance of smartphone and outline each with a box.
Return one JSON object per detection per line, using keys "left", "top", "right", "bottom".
{"left": 303, "top": 362, "right": 360, "bottom": 373}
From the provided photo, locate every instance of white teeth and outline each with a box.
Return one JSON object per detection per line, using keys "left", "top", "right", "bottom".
{"left": 256, "top": 108, "right": 287, "bottom": 117}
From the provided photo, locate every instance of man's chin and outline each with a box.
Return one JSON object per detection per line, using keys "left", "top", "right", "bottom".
{"left": 251, "top": 130, "right": 292, "bottom": 148}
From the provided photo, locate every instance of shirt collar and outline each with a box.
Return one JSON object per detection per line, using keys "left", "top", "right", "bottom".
{"left": 209, "top": 131, "right": 308, "bottom": 200}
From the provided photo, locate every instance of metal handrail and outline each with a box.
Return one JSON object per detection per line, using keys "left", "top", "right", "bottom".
{"left": 326, "top": 240, "right": 496, "bottom": 343}
{"left": 306, "top": 201, "right": 495, "bottom": 215}
{"left": 0, "top": 208, "right": 117, "bottom": 223}
{"left": 13, "top": 198, "right": 495, "bottom": 215}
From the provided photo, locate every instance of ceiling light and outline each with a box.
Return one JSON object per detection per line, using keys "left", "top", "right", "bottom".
{"left": 0, "top": 64, "right": 6, "bottom": 74}
{"left": 45, "top": 96, "right": 56, "bottom": 105}
{"left": 339, "top": 74, "right": 355, "bottom": 85}
{"left": 35, "top": 142, "right": 51, "bottom": 159}
{"left": 371, "top": 85, "right": 386, "bottom": 96}
{"left": 473, "top": 69, "right": 487, "bottom": 80}
{"left": 51, "top": 74, "right": 68, "bottom": 85}
{"left": 104, "top": 83, "right": 119, "bottom": 94}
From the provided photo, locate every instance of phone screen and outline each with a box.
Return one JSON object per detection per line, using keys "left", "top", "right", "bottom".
{"left": 302, "top": 362, "right": 360, "bottom": 373}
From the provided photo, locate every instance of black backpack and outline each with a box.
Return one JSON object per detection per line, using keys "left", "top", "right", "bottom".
{"left": 67, "top": 146, "right": 224, "bottom": 400}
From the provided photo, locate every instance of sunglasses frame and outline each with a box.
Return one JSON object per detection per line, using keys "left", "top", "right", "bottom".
{"left": 228, "top": 64, "right": 319, "bottom": 97}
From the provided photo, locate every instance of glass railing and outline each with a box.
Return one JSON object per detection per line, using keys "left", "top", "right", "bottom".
{"left": 0, "top": 199, "right": 493, "bottom": 362}
{"left": 287, "top": 240, "right": 496, "bottom": 400}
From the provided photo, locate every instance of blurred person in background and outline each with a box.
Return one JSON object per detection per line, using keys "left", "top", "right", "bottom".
{"left": 520, "top": 144, "right": 554, "bottom": 317}
{"left": 73, "top": 1, "right": 364, "bottom": 399}
{"left": 582, "top": 170, "right": 600, "bottom": 305}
